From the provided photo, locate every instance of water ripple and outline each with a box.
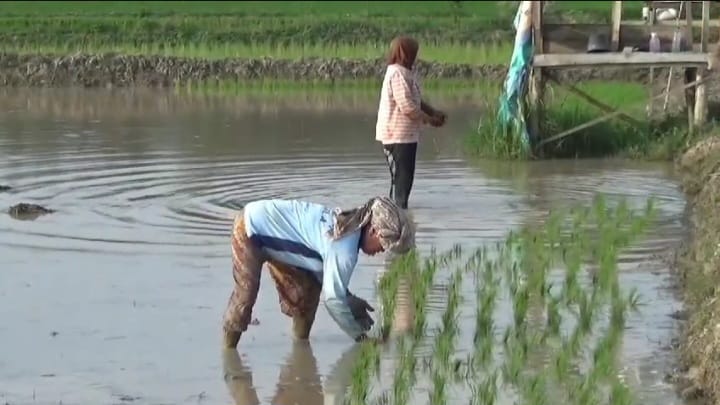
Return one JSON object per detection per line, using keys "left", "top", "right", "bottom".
{"left": 0, "top": 89, "right": 691, "bottom": 405}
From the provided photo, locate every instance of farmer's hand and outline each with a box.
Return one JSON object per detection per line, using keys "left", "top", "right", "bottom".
{"left": 355, "top": 333, "right": 387, "bottom": 346}
{"left": 347, "top": 293, "right": 375, "bottom": 332}
{"left": 430, "top": 110, "right": 447, "bottom": 127}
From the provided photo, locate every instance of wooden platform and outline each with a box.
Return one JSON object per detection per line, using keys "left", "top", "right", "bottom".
{"left": 533, "top": 51, "right": 711, "bottom": 68}
{"left": 526, "top": 0, "right": 715, "bottom": 155}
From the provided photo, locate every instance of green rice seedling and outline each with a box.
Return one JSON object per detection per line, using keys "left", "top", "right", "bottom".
{"left": 569, "top": 375, "right": 602, "bottom": 405}
{"left": 355, "top": 194, "right": 659, "bottom": 405}
{"left": 511, "top": 283, "right": 530, "bottom": 332}
{"left": 609, "top": 377, "right": 634, "bottom": 405}
{"left": 544, "top": 295, "right": 563, "bottom": 340}
{"left": 470, "top": 369, "right": 499, "bottom": 405}
{"left": 472, "top": 280, "right": 498, "bottom": 368}
{"left": 519, "top": 373, "right": 550, "bottom": 405}
{"left": 379, "top": 282, "right": 399, "bottom": 340}
{"left": 500, "top": 325, "right": 528, "bottom": 386}
{"left": 409, "top": 253, "right": 441, "bottom": 343}
{"left": 433, "top": 266, "right": 463, "bottom": 372}
{"left": 348, "top": 341, "right": 381, "bottom": 405}
{"left": 429, "top": 368, "right": 449, "bottom": 405}
{"left": 377, "top": 255, "right": 406, "bottom": 340}
{"left": 389, "top": 336, "right": 416, "bottom": 405}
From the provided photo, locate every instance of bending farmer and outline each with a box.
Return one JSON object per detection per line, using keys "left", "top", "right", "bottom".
{"left": 222, "top": 196, "right": 415, "bottom": 348}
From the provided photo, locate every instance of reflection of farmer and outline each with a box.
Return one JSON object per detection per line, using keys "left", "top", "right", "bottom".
{"left": 376, "top": 253, "right": 416, "bottom": 338}
{"left": 222, "top": 341, "right": 363, "bottom": 405}
{"left": 375, "top": 35, "right": 447, "bottom": 210}
{"left": 222, "top": 196, "right": 415, "bottom": 349}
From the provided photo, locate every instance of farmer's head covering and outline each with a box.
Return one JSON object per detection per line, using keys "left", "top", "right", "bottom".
{"left": 386, "top": 35, "right": 419, "bottom": 70}
{"left": 330, "top": 196, "right": 415, "bottom": 254}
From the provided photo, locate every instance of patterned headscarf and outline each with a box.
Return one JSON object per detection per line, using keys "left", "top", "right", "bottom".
{"left": 329, "top": 196, "right": 415, "bottom": 254}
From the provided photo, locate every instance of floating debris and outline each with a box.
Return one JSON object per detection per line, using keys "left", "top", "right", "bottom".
{"left": 8, "top": 203, "right": 55, "bottom": 220}
{"left": 117, "top": 395, "right": 141, "bottom": 402}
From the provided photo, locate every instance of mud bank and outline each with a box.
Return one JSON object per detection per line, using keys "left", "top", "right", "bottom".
{"left": 674, "top": 135, "right": 720, "bottom": 405}
{"left": 0, "top": 52, "right": 659, "bottom": 87}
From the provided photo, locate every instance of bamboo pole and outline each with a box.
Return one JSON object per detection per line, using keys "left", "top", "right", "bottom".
{"left": 528, "top": 0, "right": 546, "bottom": 144}
{"left": 693, "top": 1, "right": 710, "bottom": 126}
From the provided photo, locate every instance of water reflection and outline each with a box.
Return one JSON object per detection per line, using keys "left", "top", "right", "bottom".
{"left": 222, "top": 341, "right": 362, "bottom": 405}
{"left": 375, "top": 211, "right": 419, "bottom": 339}
{"left": 0, "top": 87, "right": 488, "bottom": 122}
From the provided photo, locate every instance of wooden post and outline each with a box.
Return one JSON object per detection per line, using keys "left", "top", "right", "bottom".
{"left": 528, "top": 0, "right": 545, "bottom": 148}
{"left": 684, "top": 1, "right": 697, "bottom": 131}
{"left": 648, "top": 0, "right": 657, "bottom": 119}
{"left": 694, "top": 1, "right": 710, "bottom": 126}
{"left": 611, "top": 1, "right": 623, "bottom": 51}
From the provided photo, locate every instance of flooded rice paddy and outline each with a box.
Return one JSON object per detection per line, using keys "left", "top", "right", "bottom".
{"left": 0, "top": 88, "right": 689, "bottom": 405}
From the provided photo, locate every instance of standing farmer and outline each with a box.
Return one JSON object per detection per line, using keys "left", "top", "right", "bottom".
{"left": 222, "top": 196, "right": 415, "bottom": 348}
{"left": 375, "top": 35, "right": 448, "bottom": 210}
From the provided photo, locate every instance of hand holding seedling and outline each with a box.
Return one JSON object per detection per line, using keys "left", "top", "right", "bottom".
{"left": 428, "top": 109, "right": 447, "bottom": 127}
{"left": 348, "top": 293, "right": 375, "bottom": 332}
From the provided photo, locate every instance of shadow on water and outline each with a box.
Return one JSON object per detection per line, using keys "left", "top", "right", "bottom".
{"left": 0, "top": 88, "right": 690, "bottom": 404}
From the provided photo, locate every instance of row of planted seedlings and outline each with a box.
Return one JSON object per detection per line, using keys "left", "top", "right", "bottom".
{"left": 346, "top": 194, "right": 658, "bottom": 405}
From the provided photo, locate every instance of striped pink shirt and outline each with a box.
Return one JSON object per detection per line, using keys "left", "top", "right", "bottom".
{"left": 375, "top": 63, "right": 424, "bottom": 145}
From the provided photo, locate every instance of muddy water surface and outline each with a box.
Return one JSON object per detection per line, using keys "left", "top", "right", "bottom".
{"left": 0, "top": 88, "right": 688, "bottom": 405}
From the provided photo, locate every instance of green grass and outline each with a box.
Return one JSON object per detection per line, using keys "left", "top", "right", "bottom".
{"left": 0, "top": 1, "right": 644, "bottom": 51}
{"left": 4, "top": 41, "right": 513, "bottom": 65}
{"left": 674, "top": 134, "right": 720, "bottom": 403}
{"left": 0, "top": 1, "right": 643, "bottom": 18}
{"left": 464, "top": 81, "right": 696, "bottom": 160}
{"left": 0, "top": 14, "right": 508, "bottom": 50}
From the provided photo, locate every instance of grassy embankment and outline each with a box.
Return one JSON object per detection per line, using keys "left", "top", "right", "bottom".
{"left": 673, "top": 134, "right": 720, "bottom": 405}
{"left": 0, "top": 0, "right": 695, "bottom": 159}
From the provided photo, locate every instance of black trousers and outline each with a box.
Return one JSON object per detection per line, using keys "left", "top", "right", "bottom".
{"left": 382, "top": 142, "right": 417, "bottom": 210}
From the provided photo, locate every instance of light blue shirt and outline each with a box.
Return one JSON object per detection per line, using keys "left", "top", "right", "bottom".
{"left": 242, "top": 199, "right": 366, "bottom": 340}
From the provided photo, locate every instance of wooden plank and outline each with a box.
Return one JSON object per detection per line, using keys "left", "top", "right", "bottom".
{"left": 694, "top": 1, "right": 710, "bottom": 125}
{"left": 622, "top": 19, "right": 720, "bottom": 26}
{"left": 686, "top": 1, "right": 697, "bottom": 129}
{"left": 534, "top": 1, "right": 545, "bottom": 54}
{"left": 611, "top": 1, "right": 623, "bottom": 51}
{"left": 701, "top": 1, "right": 711, "bottom": 51}
{"left": 529, "top": 0, "right": 546, "bottom": 145}
{"left": 686, "top": 1, "right": 695, "bottom": 44}
{"left": 650, "top": 0, "right": 705, "bottom": 8}
{"left": 533, "top": 52, "right": 710, "bottom": 68}
{"left": 648, "top": 0, "right": 656, "bottom": 120}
